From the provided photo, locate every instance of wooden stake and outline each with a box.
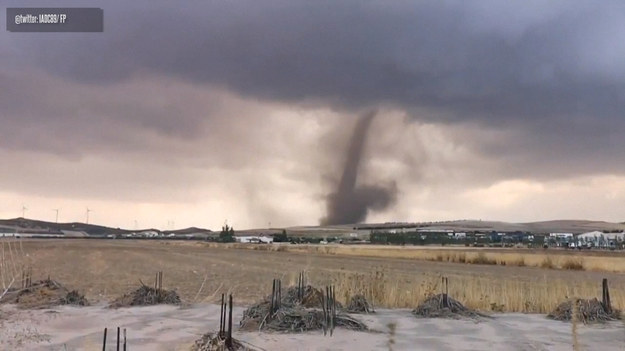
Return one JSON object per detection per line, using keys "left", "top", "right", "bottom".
{"left": 444, "top": 277, "right": 449, "bottom": 308}
{"left": 226, "top": 294, "right": 233, "bottom": 348}
{"left": 602, "top": 278, "right": 612, "bottom": 313}
{"left": 102, "top": 328, "right": 107, "bottom": 351}
{"left": 324, "top": 286, "right": 328, "bottom": 336}
{"left": 116, "top": 326, "right": 120, "bottom": 351}
{"left": 270, "top": 279, "right": 275, "bottom": 316}
{"left": 219, "top": 294, "right": 226, "bottom": 336}
{"left": 330, "top": 286, "right": 334, "bottom": 336}
{"left": 277, "top": 279, "right": 280, "bottom": 310}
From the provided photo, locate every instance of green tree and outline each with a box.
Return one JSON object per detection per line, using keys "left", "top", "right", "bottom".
{"left": 219, "top": 224, "right": 235, "bottom": 243}
{"left": 274, "top": 229, "right": 288, "bottom": 242}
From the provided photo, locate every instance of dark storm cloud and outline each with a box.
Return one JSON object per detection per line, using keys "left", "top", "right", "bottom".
{"left": 6, "top": 1, "right": 625, "bottom": 153}
{"left": 6, "top": 1, "right": 624, "bottom": 120}
{"left": 3, "top": 0, "right": 625, "bottom": 213}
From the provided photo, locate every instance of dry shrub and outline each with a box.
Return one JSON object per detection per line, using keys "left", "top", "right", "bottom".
{"left": 326, "top": 270, "right": 384, "bottom": 310}
{"left": 192, "top": 243, "right": 625, "bottom": 313}
{"left": 510, "top": 257, "right": 526, "bottom": 267}
{"left": 1, "top": 240, "right": 28, "bottom": 299}
{"left": 490, "top": 302, "right": 505, "bottom": 312}
{"left": 195, "top": 241, "right": 625, "bottom": 273}
{"left": 312, "top": 270, "right": 625, "bottom": 314}
{"left": 561, "top": 258, "right": 584, "bottom": 271}
{"left": 455, "top": 253, "right": 466, "bottom": 264}
{"left": 541, "top": 256, "right": 555, "bottom": 269}
{"left": 469, "top": 253, "right": 496, "bottom": 265}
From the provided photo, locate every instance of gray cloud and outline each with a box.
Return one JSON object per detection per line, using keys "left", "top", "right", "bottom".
{"left": 3, "top": 1, "right": 625, "bottom": 226}
{"left": 5, "top": 1, "right": 624, "bottom": 147}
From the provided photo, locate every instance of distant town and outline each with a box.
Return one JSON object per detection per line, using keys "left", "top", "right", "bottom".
{"left": 1, "top": 217, "right": 624, "bottom": 250}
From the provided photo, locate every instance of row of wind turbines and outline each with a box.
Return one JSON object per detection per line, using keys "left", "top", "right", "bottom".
{"left": 21, "top": 204, "right": 93, "bottom": 224}
{"left": 19, "top": 206, "right": 177, "bottom": 230}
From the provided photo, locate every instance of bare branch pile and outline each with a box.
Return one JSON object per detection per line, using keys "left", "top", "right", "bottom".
{"left": 109, "top": 272, "right": 180, "bottom": 308}
{"left": 547, "top": 298, "right": 620, "bottom": 323}
{"left": 413, "top": 276, "right": 487, "bottom": 320}
{"left": 412, "top": 293, "right": 487, "bottom": 320}
{"left": 240, "top": 278, "right": 366, "bottom": 333}
{"left": 0, "top": 278, "right": 89, "bottom": 309}
{"left": 109, "top": 284, "right": 181, "bottom": 308}
{"left": 191, "top": 332, "right": 255, "bottom": 351}
{"left": 193, "top": 294, "right": 260, "bottom": 351}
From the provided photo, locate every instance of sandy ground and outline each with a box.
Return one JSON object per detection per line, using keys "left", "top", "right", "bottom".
{"left": 1, "top": 303, "right": 623, "bottom": 351}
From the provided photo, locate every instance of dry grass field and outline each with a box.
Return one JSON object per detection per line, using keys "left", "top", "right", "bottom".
{"left": 203, "top": 242, "right": 625, "bottom": 272}
{"left": 6, "top": 239, "right": 625, "bottom": 315}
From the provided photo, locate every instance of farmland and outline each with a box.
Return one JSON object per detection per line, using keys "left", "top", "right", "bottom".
{"left": 7, "top": 239, "right": 625, "bottom": 313}
{"left": 2, "top": 239, "right": 625, "bottom": 350}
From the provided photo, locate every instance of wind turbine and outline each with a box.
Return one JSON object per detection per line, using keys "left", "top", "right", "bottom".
{"left": 52, "top": 209, "right": 59, "bottom": 223}
{"left": 166, "top": 220, "right": 175, "bottom": 230}
{"left": 21, "top": 204, "right": 27, "bottom": 218}
{"left": 85, "top": 207, "right": 93, "bottom": 224}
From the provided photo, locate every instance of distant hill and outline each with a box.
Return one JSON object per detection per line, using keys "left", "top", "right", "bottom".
{"left": 162, "top": 227, "right": 212, "bottom": 235}
{"left": 0, "top": 218, "right": 131, "bottom": 236}
{"left": 0, "top": 218, "right": 210, "bottom": 237}
{"left": 348, "top": 219, "right": 625, "bottom": 234}
{"left": 2, "top": 217, "right": 624, "bottom": 238}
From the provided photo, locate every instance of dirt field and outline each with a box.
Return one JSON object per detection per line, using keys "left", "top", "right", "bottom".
{"left": 8, "top": 239, "right": 625, "bottom": 313}
{"left": 2, "top": 304, "right": 624, "bottom": 351}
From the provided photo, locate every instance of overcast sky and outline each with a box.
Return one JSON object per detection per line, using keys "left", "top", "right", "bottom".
{"left": 2, "top": 1, "right": 625, "bottom": 229}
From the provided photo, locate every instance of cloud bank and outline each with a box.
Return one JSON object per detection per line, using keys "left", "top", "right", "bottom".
{"left": 2, "top": 1, "right": 625, "bottom": 227}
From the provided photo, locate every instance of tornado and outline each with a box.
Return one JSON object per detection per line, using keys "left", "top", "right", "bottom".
{"left": 321, "top": 111, "right": 397, "bottom": 225}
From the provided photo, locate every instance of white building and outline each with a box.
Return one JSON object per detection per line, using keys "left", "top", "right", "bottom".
{"left": 577, "top": 231, "right": 624, "bottom": 247}
{"left": 235, "top": 236, "right": 273, "bottom": 244}
{"left": 549, "top": 232, "right": 573, "bottom": 238}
